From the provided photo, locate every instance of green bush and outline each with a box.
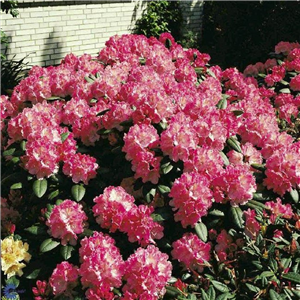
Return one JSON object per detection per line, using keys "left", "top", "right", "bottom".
{"left": 132, "top": 1, "right": 183, "bottom": 42}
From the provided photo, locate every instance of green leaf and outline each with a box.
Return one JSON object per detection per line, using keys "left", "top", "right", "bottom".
{"left": 251, "top": 163, "right": 266, "bottom": 172}
{"left": 279, "top": 88, "right": 290, "bottom": 94}
{"left": 269, "top": 289, "right": 284, "bottom": 300}
{"left": 157, "top": 184, "right": 171, "bottom": 194}
{"left": 71, "top": 185, "right": 86, "bottom": 202}
{"left": 282, "top": 272, "right": 300, "bottom": 284}
{"left": 10, "top": 182, "right": 22, "bottom": 189}
{"left": 165, "top": 285, "right": 182, "bottom": 297}
{"left": 247, "top": 199, "right": 267, "bottom": 210}
{"left": 60, "top": 132, "right": 69, "bottom": 142}
{"left": 211, "top": 280, "right": 230, "bottom": 293}
{"left": 145, "top": 188, "right": 156, "bottom": 203}
{"left": 161, "top": 162, "right": 173, "bottom": 174}
{"left": 201, "top": 290, "right": 209, "bottom": 300}
{"left": 48, "top": 189, "right": 59, "bottom": 200}
{"left": 20, "top": 140, "right": 26, "bottom": 151}
{"left": 209, "top": 209, "right": 225, "bottom": 216}
{"left": 46, "top": 96, "right": 63, "bottom": 101}
{"left": 289, "top": 189, "right": 299, "bottom": 203}
{"left": 207, "top": 286, "right": 216, "bottom": 299}
{"left": 40, "top": 238, "right": 60, "bottom": 253}
{"left": 220, "top": 151, "right": 229, "bottom": 166}
{"left": 60, "top": 245, "right": 74, "bottom": 260}
{"left": 230, "top": 206, "right": 244, "bottom": 229}
{"left": 84, "top": 75, "right": 95, "bottom": 83}
{"left": 206, "top": 68, "right": 217, "bottom": 79}
{"left": 195, "top": 221, "right": 208, "bottom": 242}
{"left": 24, "top": 225, "right": 46, "bottom": 235}
{"left": 226, "top": 137, "right": 242, "bottom": 153}
{"left": 245, "top": 283, "right": 260, "bottom": 293}
{"left": 33, "top": 179, "right": 47, "bottom": 198}
{"left": 232, "top": 110, "right": 244, "bottom": 116}
{"left": 25, "top": 268, "right": 41, "bottom": 279}
{"left": 216, "top": 95, "right": 228, "bottom": 109}
{"left": 3, "top": 148, "right": 16, "bottom": 156}
{"left": 216, "top": 293, "right": 229, "bottom": 300}
{"left": 151, "top": 208, "right": 172, "bottom": 222}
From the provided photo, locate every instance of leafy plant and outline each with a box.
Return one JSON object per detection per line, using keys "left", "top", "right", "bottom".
{"left": 1, "top": 53, "right": 31, "bottom": 95}
{"left": 132, "top": 1, "right": 183, "bottom": 41}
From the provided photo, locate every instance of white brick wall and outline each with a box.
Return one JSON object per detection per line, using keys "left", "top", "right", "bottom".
{"left": 1, "top": 0, "right": 203, "bottom": 67}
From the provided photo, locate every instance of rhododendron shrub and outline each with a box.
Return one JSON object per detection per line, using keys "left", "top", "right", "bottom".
{"left": 1, "top": 34, "right": 300, "bottom": 299}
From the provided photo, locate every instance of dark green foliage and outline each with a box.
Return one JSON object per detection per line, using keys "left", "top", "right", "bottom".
{"left": 201, "top": 1, "right": 300, "bottom": 69}
{"left": 133, "top": 1, "right": 183, "bottom": 41}
{"left": 1, "top": 54, "right": 31, "bottom": 95}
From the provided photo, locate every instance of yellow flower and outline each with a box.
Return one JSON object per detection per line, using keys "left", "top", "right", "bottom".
{"left": 1, "top": 236, "right": 31, "bottom": 279}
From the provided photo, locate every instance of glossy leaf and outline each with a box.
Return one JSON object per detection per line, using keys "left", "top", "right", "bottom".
{"left": 211, "top": 280, "right": 230, "bottom": 293}
{"left": 282, "top": 272, "right": 300, "bottom": 284}
{"left": 33, "top": 179, "right": 47, "bottom": 198}
{"left": 60, "top": 245, "right": 74, "bottom": 260}
{"left": 40, "top": 238, "right": 60, "bottom": 253}
{"left": 269, "top": 289, "right": 284, "bottom": 300}
{"left": 10, "top": 182, "right": 22, "bottom": 189}
{"left": 195, "top": 221, "right": 208, "bottom": 242}
{"left": 226, "top": 137, "right": 242, "bottom": 153}
{"left": 24, "top": 225, "right": 46, "bottom": 235}
{"left": 157, "top": 185, "right": 171, "bottom": 194}
{"left": 230, "top": 206, "right": 244, "bottom": 229}
{"left": 71, "top": 185, "right": 86, "bottom": 202}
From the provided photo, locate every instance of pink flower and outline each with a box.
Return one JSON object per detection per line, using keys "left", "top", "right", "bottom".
{"left": 21, "top": 137, "right": 60, "bottom": 179}
{"left": 279, "top": 103, "right": 299, "bottom": 124}
{"left": 275, "top": 41, "right": 300, "bottom": 55}
{"left": 93, "top": 186, "right": 135, "bottom": 233}
{"left": 49, "top": 261, "right": 79, "bottom": 296}
{"left": 32, "top": 280, "right": 51, "bottom": 300}
{"left": 160, "top": 112, "right": 198, "bottom": 162}
{"left": 62, "top": 153, "right": 98, "bottom": 185}
{"left": 122, "top": 245, "right": 172, "bottom": 299}
{"left": 171, "top": 233, "right": 211, "bottom": 272}
{"left": 0, "top": 95, "right": 14, "bottom": 123}
{"left": 264, "top": 142, "right": 300, "bottom": 195}
{"left": 46, "top": 200, "right": 87, "bottom": 246}
{"left": 227, "top": 142, "right": 263, "bottom": 170}
{"left": 169, "top": 172, "right": 213, "bottom": 228}
{"left": 79, "top": 232, "right": 124, "bottom": 292}
{"left": 215, "top": 230, "right": 237, "bottom": 262}
{"left": 121, "top": 205, "right": 164, "bottom": 246}
{"left": 244, "top": 209, "right": 260, "bottom": 240}
{"left": 174, "top": 58, "right": 197, "bottom": 83}
{"left": 290, "top": 74, "right": 300, "bottom": 91}
{"left": 184, "top": 146, "right": 224, "bottom": 181}
{"left": 264, "top": 65, "right": 286, "bottom": 87}
{"left": 212, "top": 164, "right": 256, "bottom": 206}
{"left": 131, "top": 151, "right": 162, "bottom": 184}
{"left": 123, "top": 123, "right": 160, "bottom": 161}
{"left": 265, "top": 198, "right": 293, "bottom": 223}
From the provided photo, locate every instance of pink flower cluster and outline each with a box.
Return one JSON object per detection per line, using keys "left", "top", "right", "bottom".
{"left": 123, "top": 123, "right": 161, "bottom": 184}
{"left": 46, "top": 200, "right": 87, "bottom": 246}
{"left": 212, "top": 164, "right": 256, "bottom": 206}
{"left": 171, "top": 233, "right": 211, "bottom": 273}
{"left": 79, "top": 231, "right": 125, "bottom": 299}
{"left": 265, "top": 198, "right": 293, "bottom": 223}
{"left": 122, "top": 245, "right": 172, "bottom": 300}
{"left": 264, "top": 142, "right": 300, "bottom": 196}
{"left": 215, "top": 230, "right": 243, "bottom": 263}
{"left": 49, "top": 261, "right": 79, "bottom": 296}
{"left": 93, "top": 186, "right": 164, "bottom": 246}
{"left": 169, "top": 172, "right": 213, "bottom": 228}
